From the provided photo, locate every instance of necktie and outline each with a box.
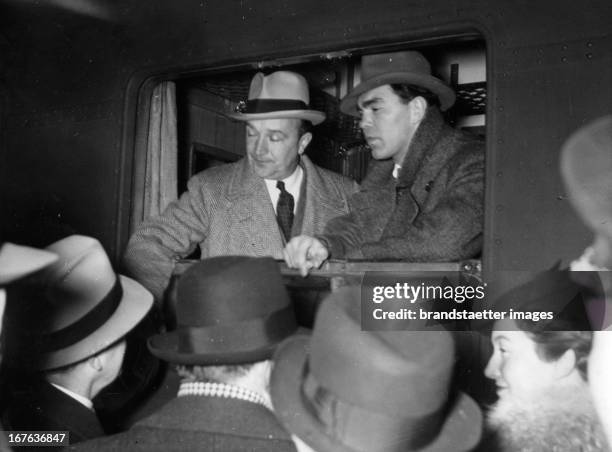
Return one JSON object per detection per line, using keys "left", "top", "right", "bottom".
{"left": 276, "top": 180, "right": 294, "bottom": 241}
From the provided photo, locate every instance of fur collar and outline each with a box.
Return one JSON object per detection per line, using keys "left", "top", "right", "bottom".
{"left": 484, "top": 385, "right": 609, "bottom": 452}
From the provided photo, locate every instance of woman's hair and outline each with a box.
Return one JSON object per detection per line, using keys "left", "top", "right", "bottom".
{"left": 515, "top": 322, "right": 592, "bottom": 381}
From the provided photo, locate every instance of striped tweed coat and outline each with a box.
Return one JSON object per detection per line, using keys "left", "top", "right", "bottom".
{"left": 124, "top": 155, "right": 357, "bottom": 301}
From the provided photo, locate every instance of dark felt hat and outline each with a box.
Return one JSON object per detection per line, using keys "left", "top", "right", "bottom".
{"left": 271, "top": 286, "right": 482, "bottom": 452}
{"left": 340, "top": 51, "right": 456, "bottom": 116}
{"left": 148, "top": 256, "right": 298, "bottom": 365}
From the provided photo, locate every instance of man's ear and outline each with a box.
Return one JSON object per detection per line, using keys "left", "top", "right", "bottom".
{"left": 554, "top": 348, "right": 578, "bottom": 379}
{"left": 88, "top": 353, "right": 104, "bottom": 372}
{"left": 297, "top": 132, "right": 312, "bottom": 155}
{"left": 409, "top": 97, "right": 428, "bottom": 124}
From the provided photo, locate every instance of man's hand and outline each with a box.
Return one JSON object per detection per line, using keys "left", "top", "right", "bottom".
{"left": 283, "top": 235, "right": 329, "bottom": 276}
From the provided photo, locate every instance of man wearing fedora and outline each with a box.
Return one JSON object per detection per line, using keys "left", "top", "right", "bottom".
{"left": 270, "top": 286, "right": 483, "bottom": 452}
{"left": 75, "top": 256, "right": 299, "bottom": 451}
{"left": 124, "top": 70, "right": 357, "bottom": 302}
{"left": 284, "top": 51, "right": 484, "bottom": 274}
{"left": 3, "top": 235, "right": 153, "bottom": 445}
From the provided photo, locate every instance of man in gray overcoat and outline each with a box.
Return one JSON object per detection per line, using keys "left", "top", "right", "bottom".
{"left": 284, "top": 51, "right": 484, "bottom": 274}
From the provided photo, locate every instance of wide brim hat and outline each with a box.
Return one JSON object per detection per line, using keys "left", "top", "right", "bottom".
{"left": 5, "top": 235, "right": 153, "bottom": 370}
{"left": 229, "top": 71, "right": 326, "bottom": 125}
{"left": 271, "top": 287, "right": 482, "bottom": 452}
{"left": 0, "top": 243, "right": 58, "bottom": 285}
{"left": 148, "top": 256, "right": 298, "bottom": 365}
{"left": 340, "top": 51, "right": 456, "bottom": 116}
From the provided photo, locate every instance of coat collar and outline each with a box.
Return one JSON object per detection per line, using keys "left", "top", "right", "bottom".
{"left": 136, "top": 394, "right": 292, "bottom": 440}
{"left": 397, "top": 106, "right": 445, "bottom": 188}
{"left": 34, "top": 381, "right": 105, "bottom": 442}
{"left": 224, "top": 154, "right": 345, "bottom": 229}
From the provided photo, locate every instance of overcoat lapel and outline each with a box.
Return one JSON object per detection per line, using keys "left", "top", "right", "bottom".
{"left": 225, "top": 159, "right": 285, "bottom": 253}
{"left": 299, "top": 156, "right": 351, "bottom": 236}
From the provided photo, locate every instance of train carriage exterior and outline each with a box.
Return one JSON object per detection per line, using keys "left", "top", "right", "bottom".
{"left": 1, "top": 0, "right": 610, "bottom": 275}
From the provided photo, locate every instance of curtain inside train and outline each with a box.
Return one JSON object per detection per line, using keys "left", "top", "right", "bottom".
{"left": 143, "top": 81, "right": 178, "bottom": 219}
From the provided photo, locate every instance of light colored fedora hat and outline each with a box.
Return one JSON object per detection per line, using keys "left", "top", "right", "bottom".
{"left": 271, "top": 286, "right": 482, "bottom": 452}
{"left": 6, "top": 235, "right": 153, "bottom": 370}
{"left": 340, "top": 51, "right": 456, "bottom": 116}
{"left": 0, "top": 243, "right": 57, "bottom": 285}
{"left": 230, "top": 71, "right": 326, "bottom": 125}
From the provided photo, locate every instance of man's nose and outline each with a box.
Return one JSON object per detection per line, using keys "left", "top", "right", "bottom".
{"left": 484, "top": 354, "right": 499, "bottom": 380}
{"left": 359, "top": 112, "right": 373, "bottom": 130}
{"left": 253, "top": 136, "right": 267, "bottom": 156}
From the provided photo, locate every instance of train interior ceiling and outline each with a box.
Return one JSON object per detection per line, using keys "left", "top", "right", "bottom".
{"left": 173, "top": 38, "right": 486, "bottom": 192}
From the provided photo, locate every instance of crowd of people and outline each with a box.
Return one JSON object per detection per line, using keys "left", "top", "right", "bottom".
{"left": 0, "top": 50, "right": 610, "bottom": 451}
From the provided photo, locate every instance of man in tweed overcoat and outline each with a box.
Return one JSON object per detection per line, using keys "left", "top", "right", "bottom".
{"left": 125, "top": 71, "right": 357, "bottom": 301}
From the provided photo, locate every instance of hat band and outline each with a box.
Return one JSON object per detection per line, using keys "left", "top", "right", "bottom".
{"left": 37, "top": 277, "right": 123, "bottom": 353}
{"left": 300, "top": 369, "right": 444, "bottom": 452}
{"left": 177, "top": 305, "right": 297, "bottom": 355}
{"left": 244, "top": 99, "right": 309, "bottom": 114}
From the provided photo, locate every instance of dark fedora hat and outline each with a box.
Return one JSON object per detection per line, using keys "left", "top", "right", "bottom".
{"left": 148, "top": 256, "right": 298, "bottom": 365}
{"left": 271, "top": 286, "right": 482, "bottom": 452}
{"left": 340, "top": 51, "right": 456, "bottom": 116}
{"left": 230, "top": 71, "right": 326, "bottom": 125}
{"left": 5, "top": 235, "right": 153, "bottom": 371}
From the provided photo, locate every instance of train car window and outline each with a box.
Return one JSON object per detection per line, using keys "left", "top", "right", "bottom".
{"left": 139, "top": 37, "right": 486, "bottom": 263}
{"left": 173, "top": 39, "right": 485, "bottom": 191}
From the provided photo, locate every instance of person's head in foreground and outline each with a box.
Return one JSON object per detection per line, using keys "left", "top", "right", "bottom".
{"left": 5, "top": 235, "right": 153, "bottom": 397}
{"left": 340, "top": 50, "right": 455, "bottom": 166}
{"left": 484, "top": 270, "right": 609, "bottom": 451}
{"left": 561, "top": 115, "right": 612, "bottom": 270}
{"left": 271, "top": 286, "right": 482, "bottom": 452}
{"left": 148, "top": 255, "right": 299, "bottom": 410}
{"left": 230, "top": 70, "right": 324, "bottom": 181}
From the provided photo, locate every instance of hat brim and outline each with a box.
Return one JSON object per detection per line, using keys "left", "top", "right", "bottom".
{"left": 229, "top": 110, "right": 326, "bottom": 126}
{"left": 148, "top": 325, "right": 307, "bottom": 365}
{"left": 340, "top": 72, "right": 456, "bottom": 116}
{"left": 0, "top": 244, "right": 58, "bottom": 285}
{"left": 148, "top": 331, "right": 280, "bottom": 366}
{"left": 38, "top": 275, "right": 154, "bottom": 370}
{"left": 271, "top": 336, "right": 482, "bottom": 452}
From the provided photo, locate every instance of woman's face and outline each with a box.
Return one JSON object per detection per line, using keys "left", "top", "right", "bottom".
{"left": 485, "top": 318, "right": 560, "bottom": 402}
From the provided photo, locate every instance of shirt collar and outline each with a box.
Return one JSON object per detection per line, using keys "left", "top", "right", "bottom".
{"left": 50, "top": 382, "right": 94, "bottom": 410}
{"left": 392, "top": 164, "right": 402, "bottom": 179}
{"left": 570, "top": 247, "right": 609, "bottom": 271}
